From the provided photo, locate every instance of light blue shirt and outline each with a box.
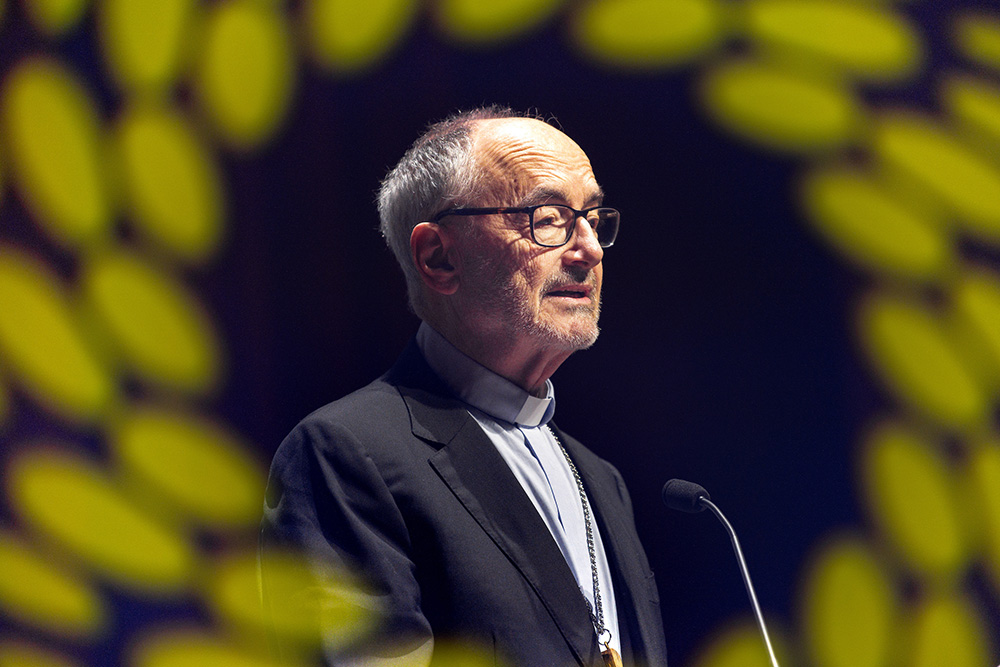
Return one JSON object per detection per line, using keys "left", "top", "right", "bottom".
{"left": 416, "top": 322, "right": 620, "bottom": 653}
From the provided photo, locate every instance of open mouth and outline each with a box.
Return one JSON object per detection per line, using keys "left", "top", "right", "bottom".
{"left": 546, "top": 286, "right": 590, "bottom": 299}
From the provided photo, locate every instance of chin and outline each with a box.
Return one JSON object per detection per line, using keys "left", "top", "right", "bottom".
{"left": 568, "top": 326, "right": 600, "bottom": 350}
{"left": 535, "top": 318, "right": 600, "bottom": 352}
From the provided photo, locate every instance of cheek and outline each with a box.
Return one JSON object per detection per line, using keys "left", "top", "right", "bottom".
{"left": 508, "top": 248, "right": 546, "bottom": 290}
{"left": 513, "top": 267, "right": 543, "bottom": 303}
{"left": 525, "top": 259, "right": 555, "bottom": 295}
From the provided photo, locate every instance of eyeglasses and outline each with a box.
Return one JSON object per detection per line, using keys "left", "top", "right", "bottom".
{"left": 432, "top": 204, "right": 620, "bottom": 248}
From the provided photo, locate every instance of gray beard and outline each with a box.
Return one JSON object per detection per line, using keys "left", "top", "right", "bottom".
{"left": 475, "top": 258, "right": 602, "bottom": 353}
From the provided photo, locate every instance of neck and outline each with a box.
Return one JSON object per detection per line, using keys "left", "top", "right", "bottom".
{"left": 427, "top": 317, "right": 572, "bottom": 396}
{"left": 486, "top": 345, "right": 572, "bottom": 397}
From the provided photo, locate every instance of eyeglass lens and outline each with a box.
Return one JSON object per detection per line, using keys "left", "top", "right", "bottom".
{"left": 531, "top": 205, "right": 619, "bottom": 247}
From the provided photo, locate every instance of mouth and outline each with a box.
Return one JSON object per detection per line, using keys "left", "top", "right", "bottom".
{"left": 545, "top": 284, "right": 592, "bottom": 301}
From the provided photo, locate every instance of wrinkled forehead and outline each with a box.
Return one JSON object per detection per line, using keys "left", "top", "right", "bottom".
{"left": 469, "top": 118, "right": 601, "bottom": 205}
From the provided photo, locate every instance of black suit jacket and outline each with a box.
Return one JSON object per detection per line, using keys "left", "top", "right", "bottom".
{"left": 260, "top": 341, "right": 667, "bottom": 666}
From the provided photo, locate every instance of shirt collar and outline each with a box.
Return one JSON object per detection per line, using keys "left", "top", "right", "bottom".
{"left": 416, "top": 322, "right": 555, "bottom": 427}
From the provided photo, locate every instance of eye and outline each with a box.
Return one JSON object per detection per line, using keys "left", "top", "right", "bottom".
{"left": 532, "top": 206, "right": 561, "bottom": 227}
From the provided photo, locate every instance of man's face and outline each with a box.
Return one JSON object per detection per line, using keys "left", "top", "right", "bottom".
{"left": 454, "top": 119, "right": 606, "bottom": 355}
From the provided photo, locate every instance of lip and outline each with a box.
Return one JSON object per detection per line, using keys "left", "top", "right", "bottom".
{"left": 544, "top": 283, "right": 593, "bottom": 300}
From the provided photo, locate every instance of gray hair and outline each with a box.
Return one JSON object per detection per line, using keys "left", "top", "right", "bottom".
{"left": 377, "top": 106, "right": 541, "bottom": 317}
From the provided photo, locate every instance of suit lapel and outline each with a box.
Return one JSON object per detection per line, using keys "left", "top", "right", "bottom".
{"left": 388, "top": 343, "right": 599, "bottom": 666}
{"left": 558, "top": 427, "right": 667, "bottom": 666}
{"left": 429, "top": 426, "right": 599, "bottom": 666}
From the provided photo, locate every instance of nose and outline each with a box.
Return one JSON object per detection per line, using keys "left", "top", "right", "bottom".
{"left": 562, "top": 215, "right": 604, "bottom": 268}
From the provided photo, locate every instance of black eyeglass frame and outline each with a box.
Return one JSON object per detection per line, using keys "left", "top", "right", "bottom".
{"left": 431, "top": 204, "right": 620, "bottom": 248}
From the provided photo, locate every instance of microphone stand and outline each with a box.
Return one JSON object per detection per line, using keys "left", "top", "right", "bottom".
{"left": 699, "top": 496, "right": 780, "bottom": 667}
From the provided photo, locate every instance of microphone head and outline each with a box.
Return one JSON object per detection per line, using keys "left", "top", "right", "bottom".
{"left": 662, "top": 478, "right": 711, "bottom": 513}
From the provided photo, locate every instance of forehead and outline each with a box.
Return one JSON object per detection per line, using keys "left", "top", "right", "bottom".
{"left": 471, "top": 118, "right": 601, "bottom": 204}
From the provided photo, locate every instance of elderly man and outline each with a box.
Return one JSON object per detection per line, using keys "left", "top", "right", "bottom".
{"left": 260, "top": 108, "right": 667, "bottom": 666}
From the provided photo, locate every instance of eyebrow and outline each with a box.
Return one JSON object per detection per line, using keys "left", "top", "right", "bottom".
{"left": 518, "top": 185, "right": 605, "bottom": 208}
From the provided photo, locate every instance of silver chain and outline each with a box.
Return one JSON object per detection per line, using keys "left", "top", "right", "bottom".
{"left": 546, "top": 425, "right": 610, "bottom": 646}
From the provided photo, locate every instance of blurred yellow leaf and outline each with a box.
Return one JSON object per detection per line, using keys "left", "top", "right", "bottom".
{"left": 82, "top": 248, "right": 221, "bottom": 394}
{"left": 702, "top": 59, "right": 861, "bottom": 152}
{"left": 907, "top": 593, "right": 991, "bottom": 667}
{"left": 0, "top": 248, "right": 114, "bottom": 421}
{"left": 98, "top": 0, "right": 197, "bottom": 92}
{"left": 0, "top": 531, "right": 106, "bottom": 638}
{"left": 573, "top": 0, "right": 724, "bottom": 67}
{"left": 437, "top": 0, "right": 563, "bottom": 43}
{"left": 1, "top": 58, "right": 111, "bottom": 247}
{"left": 874, "top": 113, "right": 1000, "bottom": 245}
{"left": 744, "top": 0, "right": 921, "bottom": 81}
{"left": 305, "top": 0, "right": 417, "bottom": 72}
{"left": 860, "top": 294, "right": 987, "bottom": 431}
{"left": 112, "top": 405, "right": 264, "bottom": 529}
{"left": 22, "top": 0, "right": 88, "bottom": 36}
{"left": 802, "top": 167, "right": 951, "bottom": 281}
{"left": 801, "top": 536, "right": 897, "bottom": 667}
{"left": 115, "top": 105, "right": 224, "bottom": 262}
{"left": 8, "top": 448, "right": 198, "bottom": 592}
{"left": 194, "top": 2, "right": 295, "bottom": 149}
{"left": 862, "top": 422, "right": 967, "bottom": 579}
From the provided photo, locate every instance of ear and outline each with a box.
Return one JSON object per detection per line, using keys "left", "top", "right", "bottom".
{"left": 410, "top": 222, "right": 460, "bottom": 295}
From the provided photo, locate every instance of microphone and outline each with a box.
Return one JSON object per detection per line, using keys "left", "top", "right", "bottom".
{"left": 662, "top": 479, "right": 780, "bottom": 667}
{"left": 661, "top": 478, "right": 711, "bottom": 513}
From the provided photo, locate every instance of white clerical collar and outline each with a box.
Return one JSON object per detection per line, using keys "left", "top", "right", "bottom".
{"left": 416, "top": 322, "right": 555, "bottom": 427}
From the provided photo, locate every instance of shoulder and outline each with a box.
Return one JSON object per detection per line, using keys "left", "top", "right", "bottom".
{"left": 272, "top": 374, "right": 411, "bottom": 468}
{"left": 269, "top": 346, "right": 460, "bottom": 481}
{"left": 283, "top": 338, "right": 440, "bottom": 451}
{"left": 300, "top": 374, "right": 409, "bottom": 440}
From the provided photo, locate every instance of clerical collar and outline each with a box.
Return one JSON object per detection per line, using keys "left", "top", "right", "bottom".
{"left": 416, "top": 322, "right": 555, "bottom": 427}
